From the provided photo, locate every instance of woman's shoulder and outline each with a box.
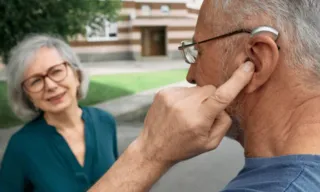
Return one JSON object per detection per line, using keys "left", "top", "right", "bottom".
{"left": 82, "top": 106, "right": 116, "bottom": 125}
{"left": 8, "top": 115, "right": 47, "bottom": 144}
{"left": 4, "top": 123, "right": 38, "bottom": 155}
{"left": 3, "top": 117, "right": 47, "bottom": 166}
{"left": 18, "top": 115, "right": 46, "bottom": 133}
{"left": 83, "top": 107, "right": 117, "bottom": 137}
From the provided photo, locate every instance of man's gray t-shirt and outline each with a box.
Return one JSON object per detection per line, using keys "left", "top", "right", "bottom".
{"left": 222, "top": 155, "right": 320, "bottom": 192}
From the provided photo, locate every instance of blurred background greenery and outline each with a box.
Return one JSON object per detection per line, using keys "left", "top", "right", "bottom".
{"left": 0, "top": 0, "right": 121, "bottom": 63}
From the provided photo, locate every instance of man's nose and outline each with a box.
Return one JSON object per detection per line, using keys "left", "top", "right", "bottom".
{"left": 186, "top": 64, "right": 196, "bottom": 84}
{"left": 44, "top": 77, "right": 58, "bottom": 91}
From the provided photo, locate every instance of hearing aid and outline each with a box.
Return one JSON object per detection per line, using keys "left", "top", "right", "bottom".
{"left": 250, "top": 26, "right": 279, "bottom": 41}
{"left": 251, "top": 26, "right": 281, "bottom": 50}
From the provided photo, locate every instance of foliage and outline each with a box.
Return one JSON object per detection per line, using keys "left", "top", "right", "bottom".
{"left": 0, "top": 0, "right": 122, "bottom": 63}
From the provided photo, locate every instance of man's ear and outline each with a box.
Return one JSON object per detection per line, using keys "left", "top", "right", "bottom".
{"left": 245, "top": 32, "right": 280, "bottom": 93}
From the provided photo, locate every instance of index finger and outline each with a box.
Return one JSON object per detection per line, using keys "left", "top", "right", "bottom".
{"left": 201, "top": 61, "right": 255, "bottom": 118}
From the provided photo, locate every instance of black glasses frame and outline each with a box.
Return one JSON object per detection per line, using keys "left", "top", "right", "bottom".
{"left": 178, "top": 27, "right": 280, "bottom": 64}
{"left": 178, "top": 29, "right": 252, "bottom": 50}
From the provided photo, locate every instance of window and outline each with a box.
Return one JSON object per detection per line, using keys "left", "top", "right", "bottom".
{"left": 86, "top": 17, "right": 118, "bottom": 42}
{"left": 108, "top": 22, "right": 118, "bottom": 37}
{"left": 141, "top": 5, "right": 151, "bottom": 16}
{"left": 160, "top": 5, "right": 170, "bottom": 14}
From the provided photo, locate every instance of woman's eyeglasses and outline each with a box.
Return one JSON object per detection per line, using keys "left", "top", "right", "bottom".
{"left": 22, "top": 62, "right": 69, "bottom": 93}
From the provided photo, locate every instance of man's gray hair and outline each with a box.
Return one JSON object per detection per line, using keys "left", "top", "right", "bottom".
{"left": 6, "top": 34, "right": 90, "bottom": 121}
{"left": 218, "top": 0, "right": 320, "bottom": 75}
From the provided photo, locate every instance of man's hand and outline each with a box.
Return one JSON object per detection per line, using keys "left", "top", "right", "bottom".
{"left": 88, "top": 61, "right": 254, "bottom": 192}
{"left": 138, "top": 61, "right": 254, "bottom": 165}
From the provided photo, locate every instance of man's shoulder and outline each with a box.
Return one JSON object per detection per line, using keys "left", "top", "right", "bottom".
{"left": 284, "top": 161, "right": 320, "bottom": 192}
{"left": 222, "top": 155, "right": 320, "bottom": 192}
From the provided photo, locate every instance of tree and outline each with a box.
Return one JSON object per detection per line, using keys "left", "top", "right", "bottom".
{"left": 0, "top": 0, "right": 122, "bottom": 64}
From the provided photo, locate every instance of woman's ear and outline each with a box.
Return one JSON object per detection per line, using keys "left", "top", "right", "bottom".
{"left": 74, "top": 70, "right": 82, "bottom": 85}
{"left": 23, "top": 91, "right": 37, "bottom": 109}
{"left": 244, "top": 32, "right": 280, "bottom": 93}
{"left": 23, "top": 90, "right": 33, "bottom": 102}
{"left": 75, "top": 70, "right": 82, "bottom": 98}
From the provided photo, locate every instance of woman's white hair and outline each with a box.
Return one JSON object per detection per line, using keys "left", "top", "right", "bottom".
{"left": 6, "top": 34, "right": 90, "bottom": 121}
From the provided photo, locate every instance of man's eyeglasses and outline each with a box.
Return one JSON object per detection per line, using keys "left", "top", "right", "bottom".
{"left": 178, "top": 26, "right": 280, "bottom": 64}
{"left": 22, "top": 62, "right": 69, "bottom": 93}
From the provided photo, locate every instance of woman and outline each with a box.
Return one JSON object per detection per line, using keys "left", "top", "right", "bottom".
{"left": 0, "top": 34, "right": 118, "bottom": 191}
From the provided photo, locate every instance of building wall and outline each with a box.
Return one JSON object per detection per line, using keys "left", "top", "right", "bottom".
{"left": 71, "top": 0, "right": 201, "bottom": 62}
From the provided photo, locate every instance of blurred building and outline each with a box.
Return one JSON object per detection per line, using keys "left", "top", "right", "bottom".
{"left": 70, "top": 0, "right": 202, "bottom": 62}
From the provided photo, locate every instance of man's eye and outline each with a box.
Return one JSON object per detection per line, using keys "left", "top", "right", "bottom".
{"left": 194, "top": 46, "right": 200, "bottom": 54}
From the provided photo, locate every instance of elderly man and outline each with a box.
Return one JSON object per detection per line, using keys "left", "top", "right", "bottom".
{"left": 88, "top": 0, "right": 320, "bottom": 191}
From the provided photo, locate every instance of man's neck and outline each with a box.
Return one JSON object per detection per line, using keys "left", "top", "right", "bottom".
{"left": 242, "top": 75, "right": 320, "bottom": 158}
{"left": 44, "top": 102, "right": 83, "bottom": 131}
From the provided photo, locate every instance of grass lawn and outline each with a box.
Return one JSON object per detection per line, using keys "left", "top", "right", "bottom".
{"left": 0, "top": 69, "right": 187, "bottom": 128}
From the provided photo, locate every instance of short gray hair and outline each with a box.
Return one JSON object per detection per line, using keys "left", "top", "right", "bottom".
{"left": 6, "top": 34, "right": 90, "bottom": 121}
{"left": 215, "top": 0, "right": 320, "bottom": 76}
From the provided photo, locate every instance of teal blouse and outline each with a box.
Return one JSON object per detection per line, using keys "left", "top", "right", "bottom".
{"left": 0, "top": 107, "right": 118, "bottom": 192}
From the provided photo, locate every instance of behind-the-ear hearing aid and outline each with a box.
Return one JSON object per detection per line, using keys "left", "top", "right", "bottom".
{"left": 250, "top": 26, "right": 279, "bottom": 41}
{"left": 250, "top": 26, "right": 280, "bottom": 50}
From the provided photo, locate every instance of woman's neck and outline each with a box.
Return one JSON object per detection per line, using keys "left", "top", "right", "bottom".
{"left": 44, "top": 104, "right": 83, "bottom": 131}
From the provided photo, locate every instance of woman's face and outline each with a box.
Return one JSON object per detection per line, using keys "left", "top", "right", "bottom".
{"left": 22, "top": 47, "right": 80, "bottom": 114}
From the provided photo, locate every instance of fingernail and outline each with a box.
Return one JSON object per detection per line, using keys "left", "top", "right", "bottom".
{"left": 242, "top": 61, "right": 254, "bottom": 72}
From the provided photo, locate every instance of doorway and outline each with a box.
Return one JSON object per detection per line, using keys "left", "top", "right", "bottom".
{"left": 141, "top": 27, "right": 166, "bottom": 56}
